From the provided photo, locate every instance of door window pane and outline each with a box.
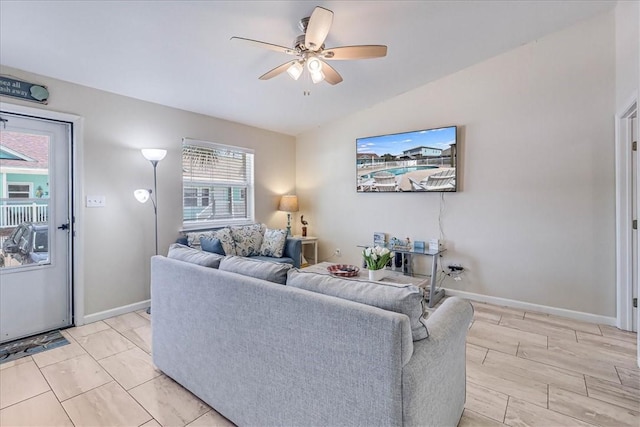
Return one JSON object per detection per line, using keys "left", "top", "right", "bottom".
{"left": 1, "top": 131, "right": 50, "bottom": 268}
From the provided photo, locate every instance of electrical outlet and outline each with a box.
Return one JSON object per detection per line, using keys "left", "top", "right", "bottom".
{"left": 335, "top": 248, "right": 341, "bottom": 257}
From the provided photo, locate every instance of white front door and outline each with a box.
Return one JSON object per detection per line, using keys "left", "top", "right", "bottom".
{"left": 0, "top": 112, "right": 73, "bottom": 343}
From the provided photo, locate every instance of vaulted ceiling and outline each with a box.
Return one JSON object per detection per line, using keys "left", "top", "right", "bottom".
{"left": 0, "top": 1, "right": 616, "bottom": 136}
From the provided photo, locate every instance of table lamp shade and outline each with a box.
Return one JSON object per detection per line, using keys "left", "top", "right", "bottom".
{"left": 278, "top": 195, "right": 299, "bottom": 212}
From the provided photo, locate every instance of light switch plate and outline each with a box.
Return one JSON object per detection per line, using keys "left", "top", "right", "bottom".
{"left": 86, "top": 195, "right": 106, "bottom": 208}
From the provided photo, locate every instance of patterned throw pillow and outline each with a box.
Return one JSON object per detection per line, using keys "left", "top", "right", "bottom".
{"left": 213, "top": 227, "right": 237, "bottom": 256}
{"left": 230, "top": 224, "right": 264, "bottom": 257}
{"left": 259, "top": 228, "right": 287, "bottom": 258}
{"left": 184, "top": 230, "right": 216, "bottom": 248}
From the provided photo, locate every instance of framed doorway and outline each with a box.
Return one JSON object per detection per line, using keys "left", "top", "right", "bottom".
{"left": 615, "top": 95, "right": 638, "bottom": 333}
{"left": 0, "top": 102, "right": 85, "bottom": 338}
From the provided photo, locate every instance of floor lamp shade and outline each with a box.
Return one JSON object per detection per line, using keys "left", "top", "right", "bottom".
{"left": 141, "top": 149, "right": 167, "bottom": 162}
{"left": 134, "top": 189, "right": 151, "bottom": 203}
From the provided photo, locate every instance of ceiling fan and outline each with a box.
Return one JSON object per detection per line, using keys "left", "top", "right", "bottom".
{"left": 231, "top": 6, "right": 387, "bottom": 85}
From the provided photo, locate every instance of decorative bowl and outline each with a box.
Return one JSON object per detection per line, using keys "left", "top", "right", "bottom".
{"left": 327, "top": 264, "right": 360, "bottom": 277}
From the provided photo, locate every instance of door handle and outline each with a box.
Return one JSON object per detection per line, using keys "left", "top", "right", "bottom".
{"left": 57, "top": 223, "right": 69, "bottom": 230}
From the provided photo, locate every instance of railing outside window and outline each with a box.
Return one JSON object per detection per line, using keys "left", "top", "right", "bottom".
{"left": 0, "top": 199, "right": 49, "bottom": 228}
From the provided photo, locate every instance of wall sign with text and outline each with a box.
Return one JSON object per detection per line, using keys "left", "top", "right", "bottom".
{"left": 0, "top": 75, "right": 49, "bottom": 104}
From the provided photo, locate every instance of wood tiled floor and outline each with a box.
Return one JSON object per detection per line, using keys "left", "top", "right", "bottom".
{"left": 0, "top": 302, "right": 638, "bottom": 426}
{"left": 461, "top": 302, "right": 640, "bottom": 427}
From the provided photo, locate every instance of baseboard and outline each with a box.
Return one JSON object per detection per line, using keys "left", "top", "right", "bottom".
{"left": 444, "top": 288, "right": 617, "bottom": 327}
{"left": 80, "top": 291, "right": 617, "bottom": 328}
{"left": 81, "top": 300, "right": 151, "bottom": 325}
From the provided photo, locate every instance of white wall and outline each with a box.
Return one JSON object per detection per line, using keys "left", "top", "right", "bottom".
{"left": 615, "top": 0, "right": 639, "bottom": 107}
{"left": 0, "top": 65, "right": 296, "bottom": 316}
{"left": 296, "top": 12, "right": 616, "bottom": 316}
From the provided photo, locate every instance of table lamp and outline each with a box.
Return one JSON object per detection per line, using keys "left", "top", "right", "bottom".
{"left": 278, "top": 195, "right": 299, "bottom": 236}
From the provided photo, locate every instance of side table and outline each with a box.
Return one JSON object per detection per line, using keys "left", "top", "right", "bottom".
{"left": 292, "top": 236, "right": 318, "bottom": 266}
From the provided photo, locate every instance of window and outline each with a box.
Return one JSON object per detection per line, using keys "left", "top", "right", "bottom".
{"left": 7, "top": 183, "right": 31, "bottom": 199}
{"left": 182, "top": 138, "right": 254, "bottom": 229}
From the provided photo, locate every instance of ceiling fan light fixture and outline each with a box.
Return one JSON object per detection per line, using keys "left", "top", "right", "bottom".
{"left": 307, "top": 56, "right": 322, "bottom": 73}
{"left": 310, "top": 69, "right": 325, "bottom": 84}
{"left": 286, "top": 61, "right": 304, "bottom": 80}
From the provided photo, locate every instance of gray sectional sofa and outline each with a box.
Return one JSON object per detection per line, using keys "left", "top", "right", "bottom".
{"left": 151, "top": 254, "right": 473, "bottom": 427}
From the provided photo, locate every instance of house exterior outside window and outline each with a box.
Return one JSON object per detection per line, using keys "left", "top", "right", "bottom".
{"left": 7, "top": 183, "right": 32, "bottom": 199}
{"left": 182, "top": 138, "right": 254, "bottom": 230}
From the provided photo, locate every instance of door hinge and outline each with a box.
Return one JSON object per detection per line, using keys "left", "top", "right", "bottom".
{"left": 634, "top": 298, "right": 637, "bottom": 308}
{"left": 634, "top": 141, "right": 638, "bottom": 151}
{"left": 634, "top": 219, "right": 637, "bottom": 230}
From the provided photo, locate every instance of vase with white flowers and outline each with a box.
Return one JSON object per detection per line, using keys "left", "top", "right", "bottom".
{"left": 362, "top": 245, "right": 394, "bottom": 281}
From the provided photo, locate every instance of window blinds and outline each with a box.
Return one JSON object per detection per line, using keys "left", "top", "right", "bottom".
{"left": 182, "top": 138, "right": 254, "bottom": 227}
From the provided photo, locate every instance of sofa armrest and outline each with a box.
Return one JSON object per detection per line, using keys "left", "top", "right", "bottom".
{"left": 283, "top": 238, "right": 302, "bottom": 268}
{"left": 402, "top": 297, "right": 473, "bottom": 426}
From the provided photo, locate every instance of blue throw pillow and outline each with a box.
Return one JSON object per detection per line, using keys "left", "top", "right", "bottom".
{"left": 176, "top": 236, "right": 189, "bottom": 246}
{"left": 200, "top": 236, "right": 225, "bottom": 255}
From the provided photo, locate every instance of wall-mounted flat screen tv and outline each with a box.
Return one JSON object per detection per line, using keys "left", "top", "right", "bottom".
{"left": 356, "top": 125, "right": 457, "bottom": 193}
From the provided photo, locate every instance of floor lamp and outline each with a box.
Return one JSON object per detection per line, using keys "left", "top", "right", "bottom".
{"left": 135, "top": 148, "right": 167, "bottom": 314}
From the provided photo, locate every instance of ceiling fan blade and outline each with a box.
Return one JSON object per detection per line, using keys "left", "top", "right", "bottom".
{"left": 259, "top": 60, "right": 297, "bottom": 80}
{"left": 305, "top": 7, "right": 333, "bottom": 51}
{"left": 320, "top": 60, "right": 343, "bottom": 85}
{"left": 322, "top": 45, "right": 388, "bottom": 60}
{"left": 231, "top": 36, "right": 297, "bottom": 55}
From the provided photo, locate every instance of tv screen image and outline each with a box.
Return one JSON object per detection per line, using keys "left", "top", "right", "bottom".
{"left": 356, "top": 125, "right": 457, "bottom": 193}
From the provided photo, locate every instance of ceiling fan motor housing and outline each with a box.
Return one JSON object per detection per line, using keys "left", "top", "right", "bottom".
{"left": 294, "top": 34, "right": 324, "bottom": 52}
{"left": 298, "top": 16, "right": 310, "bottom": 33}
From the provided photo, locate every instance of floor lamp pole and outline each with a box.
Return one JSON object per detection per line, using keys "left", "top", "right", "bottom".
{"left": 152, "top": 160, "right": 159, "bottom": 256}
{"left": 148, "top": 159, "right": 160, "bottom": 315}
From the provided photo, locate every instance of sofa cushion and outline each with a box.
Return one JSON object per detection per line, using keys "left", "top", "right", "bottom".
{"left": 200, "top": 236, "right": 225, "bottom": 255}
{"left": 286, "top": 269, "right": 428, "bottom": 341}
{"left": 259, "top": 228, "right": 288, "bottom": 258}
{"left": 251, "top": 256, "right": 295, "bottom": 266}
{"left": 230, "top": 224, "right": 264, "bottom": 257}
{"left": 167, "top": 243, "right": 224, "bottom": 268}
{"left": 219, "top": 256, "right": 291, "bottom": 285}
